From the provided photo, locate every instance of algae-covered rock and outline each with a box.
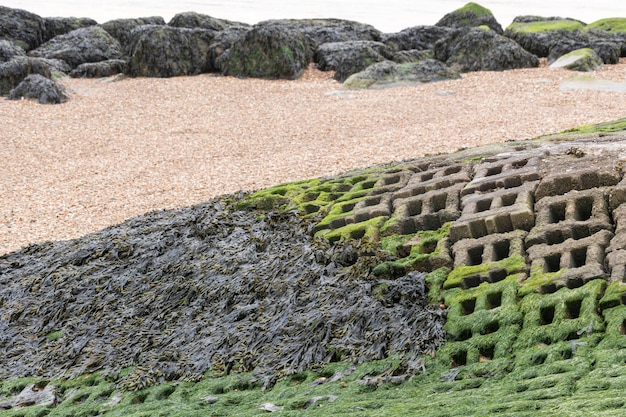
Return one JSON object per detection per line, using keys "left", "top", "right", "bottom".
{"left": 28, "top": 26, "right": 123, "bottom": 69}
{"left": 344, "top": 59, "right": 460, "bottom": 89}
{"left": 101, "top": 17, "right": 166, "bottom": 51}
{"left": 392, "top": 49, "right": 434, "bottom": 63}
{"left": 587, "top": 19, "right": 626, "bottom": 57}
{"left": 7, "top": 73, "right": 68, "bottom": 103}
{"left": 549, "top": 47, "right": 604, "bottom": 71}
{"left": 316, "top": 40, "right": 394, "bottom": 82}
{"left": 127, "top": 25, "right": 215, "bottom": 77}
{"left": 0, "top": 56, "right": 55, "bottom": 95}
{"left": 0, "top": 39, "right": 26, "bottom": 63}
{"left": 434, "top": 27, "right": 539, "bottom": 72}
{"left": 0, "top": 6, "right": 45, "bottom": 51}
{"left": 435, "top": 2, "right": 503, "bottom": 34}
{"left": 168, "top": 11, "right": 249, "bottom": 31}
{"left": 70, "top": 59, "right": 127, "bottom": 78}
{"left": 504, "top": 18, "right": 586, "bottom": 57}
{"left": 547, "top": 35, "right": 620, "bottom": 65}
{"left": 220, "top": 21, "right": 309, "bottom": 79}
{"left": 209, "top": 25, "right": 251, "bottom": 72}
{"left": 382, "top": 26, "right": 455, "bottom": 52}
{"left": 43, "top": 16, "right": 97, "bottom": 41}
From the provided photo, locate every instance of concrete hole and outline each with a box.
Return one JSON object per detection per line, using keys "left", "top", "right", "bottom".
{"left": 539, "top": 283, "right": 558, "bottom": 294}
{"left": 420, "top": 172, "right": 435, "bottom": 181}
{"left": 621, "top": 293, "right": 626, "bottom": 305}
{"left": 492, "top": 240, "right": 510, "bottom": 261}
{"left": 407, "top": 200, "right": 423, "bottom": 216}
{"left": 340, "top": 202, "right": 355, "bottom": 213}
{"left": 571, "top": 224, "right": 590, "bottom": 240}
{"left": 363, "top": 196, "right": 382, "bottom": 207}
{"left": 487, "top": 291, "right": 502, "bottom": 309}
{"left": 570, "top": 248, "right": 587, "bottom": 268}
{"left": 512, "top": 158, "right": 529, "bottom": 169}
{"left": 501, "top": 193, "right": 517, "bottom": 207}
{"left": 444, "top": 165, "right": 462, "bottom": 175}
{"left": 431, "top": 193, "right": 447, "bottom": 212}
{"left": 382, "top": 174, "right": 402, "bottom": 185}
{"left": 482, "top": 321, "right": 500, "bottom": 335}
{"left": 452, "top": 351, "right": 468, "bottom": 367}
{"left": 455, "top": 328, "right": 472, "bottom": 341}
{"left": 574, "top": 197, "right": 593, "bottom": 221}
{"left": 486, "top": 165, "right": 503, "bottom": 177}
{"left": 503, "top": 176, "right": 522, "bottom": 188}
{"left": 461, "top": 298, "right": 476, "bottom": 315}
{"left": 546, "top": 230, "right": 565, "bottom": 245}
{"left": 350, "top": 228, "right": 366, "bottom": 240}
{"left": 302, "top": 192, "right": 320, "bottom": 202}
{"left": 488, "top": 269, "right": 507, "bottom": 283}
{"left": 462, "top": 275, "right": 482, "bottom": 289}
{"left": 467, "top": 246, "right": 484, "bottom": 265}
{"left": 304, "top": 204, "right": 320, "bottom": 214}
{"left": 548, "top": 203, "right": 567, "bottom": 223}
{"left": 565, "top": 299, "right": 582, "bottom": 319}
{"left": 476, "top": 198, "right": 492, "bottom": 213}
{"left": 619, "top": 319, "right": 626, "bottom": 335}
{"left": 540, "top": 305, "right": 556, "bottom": 325}
{"left": 532, "top": 353, "right": 548, "bottom": 365}
{"left": 479, "top": 345, "right": 495, "bottom": 361}
{"left": 566, "top": 277, "right": 584, "bottom": 289}
{"left": 544, "top": 254, "right": 561, "bottom": 273}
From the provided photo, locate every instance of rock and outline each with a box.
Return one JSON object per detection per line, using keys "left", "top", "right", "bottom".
{"left": 127, "top": 25, "right": 215, "bottom": 77}
{"left": 549, "top": 47, "right": 604, "bottom": 71}
{"left": 344, "top": 59, "right": 460, "bottom": 89}
{"left": 209, "top": 25, "right": 251, "bottom": 71}
{"left": 43, "top": 17, "right": 98, "bottom": 41}
{"left": 0, "top": 39, "right": 26, "bottom": 62}
{"left": 316, "top": 40, "right": 394, "bottom": 82}
{"left": 547, "top": 34, "right": 620, "bottom": 65}
{"left": 70, "top": 59, "right": 128, "bottom": 78}
{"left": 220, "top": 21, "right": 309, "bottom": 80}
{"left": 587, "top": 18, "right": 626, "bottom": 57}
{"left": 434, "top": 27, "right": 539, "bottom": 72}
{"left": 0, "top": 383, "right": 57, "bottom": 409}
{"left": 392, "top": 49, "right": 434, "bottom": 63}
{"left": 0, "top": 56, "right": 54, "bottom": 95}
{"left": 168, "top": 11, "right": 248, "bottom": 31}
{"left": 101, "top": 17, "right": 166, "bottom": 52}
{"left": 28, "top": 26, "right": 123, "bottom": 69}
{"left": 382, "top": 26, "right": 455, "bottom": 52}
{"left": 0, "top": 6, "right": 45, "bottom": 51}
{"left": 7, "top": 73, "right": 68, "bottom": 104}
{"left": 435, "top": 2, "right": 503, "bottom": 34}
{"left": 504, "top": 18, "right": 586, "bottom": 57}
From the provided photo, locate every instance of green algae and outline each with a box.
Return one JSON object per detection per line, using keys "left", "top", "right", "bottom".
{"left": 444, "top": 255, "right": 526, "bottom": 289}
{"left": 505, "top": 19, "right": 584, "bottom": 33}
{"left": 555, "top": 117, "right": 626, "bottom": 135}
{"left": 586, "top": 18, "right": 626, "bottom": 33}
{"left": 456, "top": 2, "right": 494, "bottom": 19}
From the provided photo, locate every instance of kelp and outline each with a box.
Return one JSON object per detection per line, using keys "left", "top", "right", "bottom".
{"left": 0, "top": 193, "right": 446, "bottom": 390}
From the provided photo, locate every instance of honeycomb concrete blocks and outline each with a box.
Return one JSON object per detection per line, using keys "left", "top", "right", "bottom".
{"left": 462, "top": 152, "right": 544, "bottom": 196}
{"left": 452, "top": 230, "right": 528, "bottom": 268}
{"left": 607, "top": 203, "right": 626, "bottom": 283}
{"left": 390, "top": 163, "right": 471, "bottom": 201}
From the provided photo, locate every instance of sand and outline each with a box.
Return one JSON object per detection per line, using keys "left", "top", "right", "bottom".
{"left": 1, "top": 60, "right": 625, "bottom": 255}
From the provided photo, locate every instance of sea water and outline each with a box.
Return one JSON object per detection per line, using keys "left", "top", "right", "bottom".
{"left": 1, "top": 0, "right": 624, "bottom": 32}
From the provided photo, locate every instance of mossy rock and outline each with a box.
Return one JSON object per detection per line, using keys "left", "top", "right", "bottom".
{"left": 42, "top": 16, "right": 97, "bottom": 42}
{"left": 504, "top": 19, "right": 586, "bottom": 57}
{"left": 0, "top": 56, "right": 53, "bottom": 95}
{"left": 343, "top": 59, "right": 460, "bottom": 89}
{"left": 549, "top": 47, "right": 604, "bottom": 71}
{"left": 0, "top": 5, "right": 45, "bottom": 51}
{"left": 316, "top": 40, "right": 393, "bottom": 82}
{"left": 168, "top": 11, "right": 248, "bottom": 31}
{"left": 436, "top": 2, "right": 503, "bottom": 34}
{"left": 587, "top": 18, "right": 626, "bottom": 33}
{"left": 101, "top": 16, "right": 166, "bottom": 50}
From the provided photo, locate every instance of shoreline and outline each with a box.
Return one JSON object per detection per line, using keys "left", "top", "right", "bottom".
{"left": 1, "top": 60, "right": 626, "bottom": 256}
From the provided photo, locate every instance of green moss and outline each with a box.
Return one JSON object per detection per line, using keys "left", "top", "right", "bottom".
{"left": 552, "top": 117, "right": 626, "bottom": 136}
{"left": 506, "top": 19, "right": 584, "bottom": 33}
{"left": 457, "top": 2, "right": 494, "bottom": 18}
{"left": 46, "top": 329, "right": 63, "bottom": 343}
{"left": 586, "top": 17, "right": 626, "bottom": 33}
{"left": 317, "top": 215, "right": 386, "bottom": 243}
{"left": 444, "top": 255, "right": 526, "bottom": 289}
{"left": 518, "top": 264, "right": 563, "bottom": 297}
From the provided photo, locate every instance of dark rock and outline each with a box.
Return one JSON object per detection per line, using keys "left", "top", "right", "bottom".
{"left": 29, "top": 26, "right": 123, "bottom": 69}
{"left": 392, "top": 49, "right": 434, "bottom": 63}
{"left": 316, "top": 40, "right": 394, "bottom": 82}
{"left": 127, "top": 25, "right": 215, "bottom": 77}
{"left": 0, "top": 56, "right": 54, "bottom": 95}
{"left": 101, "top": 17, "right": 166, "bottom": 52}
{"left": 548, "top": 36, "right": 620, "bottom": 65}
{"left": 43, "top": 17, "right": 98, "bottom": 41}
{"left": 435, "top": 2, "right": 503, "bottom": 34}
{"left": 549, "top": 47, "right": 604, "bottom": 71}
{"left": 0, "top": 6, "right": 45, "bottom": 51}
{"left": 70, "top": 59, "right": 127, "bottom": 78}
{"left": 7, "top": 73, "right": 68, "bottom": 104}
{"left": 168, "top": 11, "right": 249, "bottom": 31}
{"left": 382, "top": 26, "right": 455, "bottom": 52}
{"left": 434, "top": 27, "right": 539, "bottom": 72}
{"left": 209, "top": 25, "right": 251, "bottom": 71}
{"left": 344, "top": 59, "right": 460, "bottom": 89}
{"left": 220, "top": 21, "right": 309, "bottom": 80}
{"left": 0, "top": 39, "right": 26, "bottom": 63}
{"left": 511, "top": 15, "right": 586, "bottom": 25}
{"left": 504, "top": 18, "right": 586, "bottom": 57}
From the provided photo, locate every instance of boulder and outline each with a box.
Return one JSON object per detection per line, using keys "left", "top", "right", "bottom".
{"left": 209, "top": 25, "right": 251, "bottom": 71}
{"left": 547, "top": 34, "right": 620, "bottom": 65}
{"left": 7, "top": 73, "right": 68, "bottom": 104}
{"left": 0, "top": 56, "right": 54, "bottom": 95}
{"left": 168, "top": 11, "right": 249, "bottom": 31}
{"left": 344, "top": 59, "right": 460, "bottom": 89}
{"left": 587, "top": 18, "right": 626, "bottom": 56}
{"left": 316, "top": 40, "right": 394, "bottom": 82}
{"left": 392, "top": 49, "right": 434, "bottom": 63}
{"left": 127, "top": 25, "right": 215, "bottom": 77}
{"left": 549, "top": 47, "right": 604, "bottom": 71}
{"left": 101, "top": 17, "right": 166, "bottom": 51}
{"left": 43, "top": 17, "right": 98, "bottom": 41}
{"left": 28, "top": 26, "right": 123, "bottom": 69}
{"left": 382, "top": 26, "right": 455, "bottom": 52}
{"left": 435, "top": 2, "right": 503, "bottom": 34}
{"left": 70, "top": 59, "right": 128, "bottom": 78}
{"left": 0, "top": 6, "right": 45, "bottom": 51}
{"left": 504, "top": 18, "right": 586, "bottom": 57}
{"left": 434, "top": 27, "right": 539, "bottom": 72}
{"left": 220, "top": 21, "right": 309, "bottom": 79}
{"left": 0, "top": 39, "right": 26, "bottom": 62}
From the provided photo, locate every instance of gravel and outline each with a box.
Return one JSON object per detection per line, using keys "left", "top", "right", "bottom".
{"left": 1, "top": 59, "right": 625, "bottom": 255}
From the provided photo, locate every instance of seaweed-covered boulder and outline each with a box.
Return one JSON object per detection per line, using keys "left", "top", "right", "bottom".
{"left": 128, "top": 25, "right": 215, "bottom": 77}
{"left": 7, "top": 73, "right": 68, "bottom": 104}
{"left": 344, "top": 59, "right": 460, "bottom": 89}
{"left": 220, "top": 21, "right": 309, "bottom": 80}
{"left": 168, "top": 11, "right": 248, "bottom": 31}
{"left": 435, "top": 2, "right": 503, "bottom": 34}
{"left": 587, "top": 18, "right": 626, "bottom": 57}
{"left": 382, "top": 26, "right": 455, "bottom": 52}
{"left": 70, "top": 59, "right": 127, "bottom": 78}
{"left": 547, "top": 35, "right": 620, "bottom": 65}
{"left": 316, "top": 40, "right": 394, "bottom": 82}
{"left": 209, "top": 25, "right": 251, "bottom": 71}
{"left": 434, "top": 27, "right": 539, "bottom": 72}
{"left": 43, "top": 17, "right": 98, "bottom": 41}
{"left": 0, "top": 6, "right": 45, "bottom": 51}
{"left": 0, "top": 56, "right": 55, "bottom": 95}
{"left": 0, "top": 39, "right": 26, "bottom": 62}
{"left": 549, "top": 47, "right": 604, "bottom": 71}
{"left": 101, "top": 17, "right": 166, "bottom": 51}
{"left": 392, "top": 49, "right": 434, "bottom": 63}
{"left": 504, "top": 18, "right": 586, "bottom": 57}
{"left": 28, "top": 26, "right": 123, "bottom": 69}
